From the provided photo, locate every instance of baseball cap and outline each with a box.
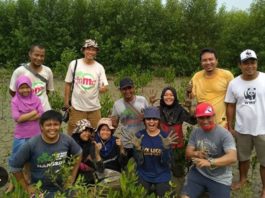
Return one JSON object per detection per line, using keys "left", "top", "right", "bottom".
{"left": 240, "top": 49, "right": 257, "bottom": 62}
{"left": 144, "top": 107, "right": 160, "bottom": 119}
{"left": 97, "top": 118, "right": 115, "bottom": 131}
{"left": 195, "top": 103, "right": 215, "bottom": 117}
{"left": 73, "top": 119, "right": 94, "bottom": 134}
{"left": 119, "top": 77, "right": 134, "bottom": 89}
{"left": 81, "top": 39, "right": 99, "bottom": 51}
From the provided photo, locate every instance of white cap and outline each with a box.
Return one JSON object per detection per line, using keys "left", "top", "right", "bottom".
{"left": 240, "top": 49, "right": 257, "bottom": 62}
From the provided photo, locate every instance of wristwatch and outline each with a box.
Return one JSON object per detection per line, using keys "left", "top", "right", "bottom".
{"left": 208, "top": 158, "right": 216, "bottom": 169}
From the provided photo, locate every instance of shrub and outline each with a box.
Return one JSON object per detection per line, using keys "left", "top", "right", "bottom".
{"left": 48, "top": 90, "right": 64, "bottom": 111}
{"left": 53, "top": 48, "right": 78, "bottom": 80}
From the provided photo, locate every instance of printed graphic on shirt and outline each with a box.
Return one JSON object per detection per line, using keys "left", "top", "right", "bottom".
{"left": 32, "top": 81, "right": 46, "bottom": 96}
{"left": 120, "top": 109, "right": 143, "bottom": 127}
{"left": 196, "top": 139, "right": 217, "bottom": 158}
{"left": 244, "top": 87, "right": 256, "bottom": 104}
{"left": 37, "top": 152, "right": 67, "bottom": 168}
{"left": 75, "top": 71, "right": 96, "bottom": 91}
{"left": 143, "top": 147, "right": 162, "bottom": 156}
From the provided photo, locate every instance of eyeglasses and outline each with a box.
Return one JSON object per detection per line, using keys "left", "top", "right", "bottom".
{"left": 145, "top": 118, "right": 159, "bottom": 121}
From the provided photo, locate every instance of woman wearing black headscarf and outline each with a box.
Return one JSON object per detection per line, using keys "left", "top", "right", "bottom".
{"left": 159, "top": 86, "right": 197, "bottom": 177}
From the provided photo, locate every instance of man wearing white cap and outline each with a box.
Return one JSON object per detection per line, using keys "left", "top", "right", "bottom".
{"left": 64, "top": 39, "right": 109, "bottom": 135}
{"left": 225, "top": 49, "right": 265, "bottom": 196}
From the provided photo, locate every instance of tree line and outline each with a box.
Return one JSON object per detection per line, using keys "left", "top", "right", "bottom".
{"left": 0, "top": 0, "right": 265, "bottom": 76}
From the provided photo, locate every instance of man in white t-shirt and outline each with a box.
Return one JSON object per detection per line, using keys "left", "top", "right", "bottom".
{"left": 225, "top": 49, "right": 265, "bottom": 197}
{"left": 9, "top": 45, "right": 54, "bottom": 111}
{"left": 64, "top": 39, "right": 108, "bottom": 135}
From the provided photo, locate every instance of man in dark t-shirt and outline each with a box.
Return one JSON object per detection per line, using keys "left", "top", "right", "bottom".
{"left": 9, "top": 110, "right": 82, "bottom": 197}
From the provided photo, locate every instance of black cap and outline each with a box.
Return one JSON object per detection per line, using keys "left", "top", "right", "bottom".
{"left": 119, "top": 77, "right": 134, "bottom": 89}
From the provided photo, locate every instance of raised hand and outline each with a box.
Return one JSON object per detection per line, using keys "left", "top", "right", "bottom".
{"left": 119, "top": 128, "right": 144, "bottom": 150}
{"left": 148, "top": 89, "right": 159, "bottom": 106}
{"left": 159, "top": 130, "right": 178, "bottom": 149}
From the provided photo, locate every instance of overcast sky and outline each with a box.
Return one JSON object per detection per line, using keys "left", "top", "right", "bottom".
{"left": 217, "top": 0, "right": 253, "bottom": 10}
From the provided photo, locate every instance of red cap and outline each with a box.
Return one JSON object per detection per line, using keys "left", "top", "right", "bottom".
{"left": 195, "top": 103, "right": 215, "bottom": 117}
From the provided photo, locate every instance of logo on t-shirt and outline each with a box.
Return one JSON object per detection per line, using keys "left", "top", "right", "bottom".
{"left": 32, "top": 81, "right": 45, "bottom": 96}
{"left": 75, "top": 72, "right": 96, "bottom": 90}
{"left": 244, "top": 87, "right": 256, "bottom": 104}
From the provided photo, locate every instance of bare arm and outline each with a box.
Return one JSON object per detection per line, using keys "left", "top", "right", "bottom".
{"left": 186, "top": 145, "right": 208, "bottom": 160}
{"left": 69, "top": 155, "right": 82, "bottom": 185}
{"left": 192, "top": 149, "right": 237, "bottom": 168}
{"left": 64, "top": 82, "right": 71, "bottom": 108}
{"left": 226, "top": 103, "right": 236, "bottom": 135}
{"left": 13, "top": 171, "right": 31, "bottom": 193}
{"left": 17, "top": 110, "right": 39, "bottom": 123}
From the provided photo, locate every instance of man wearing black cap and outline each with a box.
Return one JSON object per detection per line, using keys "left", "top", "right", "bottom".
{"left": 64, "top": 39, "right": 108, "bottom": 135}
{"left": 225, "top": 49, "right": 265, "bottom": 197}
{"left": 111, "top": 77, "right": 148, "bottom": 155}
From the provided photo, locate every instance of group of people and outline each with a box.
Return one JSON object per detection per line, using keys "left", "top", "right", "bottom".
{"left": 5, "top": 38, "right": 265, "bottom": 198}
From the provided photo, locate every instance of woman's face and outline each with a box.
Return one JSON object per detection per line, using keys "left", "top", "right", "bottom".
{"left": 163, "top": 89, "right": 175, "bottom": 106}
{"left": 99, "top": 125, "right": 112, "bottom": 141}
{"left": 80, "top": 129, "right": 92, "bottom": 141}
{"left": 18, "top": 83, "right": 31, "bottom": 97}
{"left": 144, "top": 118, "right": 159, "bottom": 133}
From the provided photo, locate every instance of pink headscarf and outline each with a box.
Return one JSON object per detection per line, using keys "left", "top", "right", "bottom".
{"left": 11, "top": 75, "right": 42, "bottom": 113}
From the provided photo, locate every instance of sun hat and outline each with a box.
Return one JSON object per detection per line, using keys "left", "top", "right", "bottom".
{"left": 97, "top": 118, "right": 115, "bottom": 131}
{"left": 240, "top": 49, "right": 257, "bottom": 62}
{"left": 73, "top": 119, "right": 94, "bottom": 134}
{"left": 119, "top": 77, "right": 134, "bottom": 89}
{"left": 143, "top": 107, "right": 160, "bottom": 119}
{"left": 81, "top": 39, "right": 99, "bottom": 51}
{"left": 195, "top": 103, "right": 215, "bottom": 117}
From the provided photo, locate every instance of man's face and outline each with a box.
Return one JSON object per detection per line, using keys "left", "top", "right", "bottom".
{"left": 239, "top": 59, "right": 258, "bottom": 79}
{"left": 83, "top": 47, "right": 97, "bottom": 61}
{"left": 200, "top": 52, "right": 218, "bottom": 73}
{"left": 29, "top": 47, "right": 45, "bottom": 67}
{"left": 197, "top": 115, "right": 215, "bottom": 132}
{"left": 41, "top": 120, "right": 61, "bottom": 143}
{"left": 120, "top": 86, "right": 135, "bottom": 101}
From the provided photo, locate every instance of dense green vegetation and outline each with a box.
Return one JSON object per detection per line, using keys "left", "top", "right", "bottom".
{"left": 0, "top": 0, "right": 264, "bottom": 75}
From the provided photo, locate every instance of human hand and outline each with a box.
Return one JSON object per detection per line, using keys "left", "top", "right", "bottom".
{"left": 120, "top": 128, "right": 144, "bottom": 150}
{"left": 159, "top": 130, "right": 178, "bottom": 149}
{"left": 193, "top": 150, "right": 208, "bottom": 159}
{"left": 94, "top": 142, "right": 102, "bottom": 153}
{"left": 191, "top": 158, "right": 210, "bottom": 168}
{"left": 99, "top": 83, "right": 107, "bottom": 93}
{"left": 116, "top": 138, "right": 122, "bottom": 146}
{"left": 148, "top": 89, "right": 159, "bottom": 106}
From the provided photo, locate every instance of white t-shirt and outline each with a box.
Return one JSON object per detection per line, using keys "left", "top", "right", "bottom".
{"left": 225, "top": 72, "right": 265, "bottom": 135}
{"left": 9, "top": 64, "right": 54, "bottom": 111}
{"left": 65, "top": 58, "right": 108, "bottom": 111}
{"left": 111, "top": 96, "right": 149, "bottom": 148}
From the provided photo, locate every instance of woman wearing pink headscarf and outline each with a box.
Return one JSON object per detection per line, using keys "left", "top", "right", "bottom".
{"left": 7, "top": 75, "right": 43, "bottom": 192}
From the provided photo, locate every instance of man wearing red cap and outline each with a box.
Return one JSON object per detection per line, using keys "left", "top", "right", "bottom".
{"left": 181, "top": 103, "right": 236, "bottom": 198}
{"left": 225, "top": 49, "right": 265, "bottom": 196}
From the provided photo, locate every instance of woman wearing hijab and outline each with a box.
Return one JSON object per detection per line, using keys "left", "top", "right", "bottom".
{"left": 159, "top": 86, "right": 197, "bottom": 177}
{"left": 7, "top": 75, "right": 43, "bottom": 192}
